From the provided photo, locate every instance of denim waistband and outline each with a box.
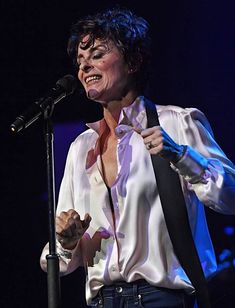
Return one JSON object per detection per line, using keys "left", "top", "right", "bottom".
{"left": 99, "top": 279, "right": 186, "bottom": 298}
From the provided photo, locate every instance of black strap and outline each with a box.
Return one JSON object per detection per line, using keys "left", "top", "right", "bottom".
{"left": 145, "top": 99, "right": 211, "bottom": 308}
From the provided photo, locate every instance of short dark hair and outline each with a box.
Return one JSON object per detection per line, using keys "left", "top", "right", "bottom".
{"left": 67, "top": 7, "right": 152, "bottom": 92}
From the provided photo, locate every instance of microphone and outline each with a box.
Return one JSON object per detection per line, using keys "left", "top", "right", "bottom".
{"left": 10, "top": 74, "right": 78, "bottom": 133}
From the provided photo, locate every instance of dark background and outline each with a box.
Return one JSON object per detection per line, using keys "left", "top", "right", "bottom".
{"left": 1, "top": 0, "right": 235, "bottom": 307}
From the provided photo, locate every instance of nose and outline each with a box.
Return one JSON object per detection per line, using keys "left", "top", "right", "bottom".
{"left": 80, "top": 59, "right": 93, "bottom": 73}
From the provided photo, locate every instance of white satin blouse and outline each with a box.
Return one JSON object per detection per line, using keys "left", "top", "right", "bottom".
{"left": 40, "top": 96, "right": 235, "bottom": 305}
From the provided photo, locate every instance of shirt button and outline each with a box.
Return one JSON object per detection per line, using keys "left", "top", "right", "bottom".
{"left": 115, "top": 126, "right": 126, "bottom": 137}
{"left": 111, "top": 266, "right": 116, "bottom": 271}
{"left": 116, "top": 286, "right": 123, "bottom": 293}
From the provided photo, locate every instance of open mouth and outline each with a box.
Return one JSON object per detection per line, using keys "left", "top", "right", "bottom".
{"left": 85, "top": 75, "right": 102, "bottom": 84}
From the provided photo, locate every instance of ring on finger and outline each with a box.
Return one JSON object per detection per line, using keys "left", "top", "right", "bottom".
{"left": 146, "top": 141, "right": 154, "bottom": 150}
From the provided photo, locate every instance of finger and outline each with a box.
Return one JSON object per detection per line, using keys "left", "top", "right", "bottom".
{"left": 71, "top": 212, "right": 80, "bottom": 221}
{"left": 81, "top": 213, "right": 92, "bottom": 229}
{"left": 56, "top": 216, "right": 75, "bottom": 238}
{"left": 58, "top": 226, "right": 73, "bottom": 238}
{"left": 144, "top": 137, "right": 163, "bottom": 152}
{"left": 142, "top": 131, "right": 162, "bottom": 146}
{"left": 58, "top": 209, "right": 78, "bottom": 221}
{"left": 66, "top": 217, "right": 80, "bottom": 236}
{"left": 140, "top": 126, "right": 160, "bottom": 137}
{"left": 69, "top": 213, "right": 88, "bottom": 237}
{"left": 59, "top": 211, "right": 69, "bottom": 221}
{"left": 132, "top": 127, "right": 143, "bottom": 134}
{"left": 60, "top": 210, "right": 80, "bottom": 226}
{"left": 55, "top": 216, "right": 66, "bottom": 234}
{"left": 148, "top": 144, "right": 164, "bottom": 155}
{"left": 67, "top": 209, "right": 78, "bottom": 217}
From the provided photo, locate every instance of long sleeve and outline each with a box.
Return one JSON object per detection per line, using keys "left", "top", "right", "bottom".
{"left": 39, "top": 98, "right": 234, "bottom": 304}
{"left": 40, "top": 142, "right": 84, "bottom": 275}
{"left": 167, "top": 107, "right": 235, "bottom": 214}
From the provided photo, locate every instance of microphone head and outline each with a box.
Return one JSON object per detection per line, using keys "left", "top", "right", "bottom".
{"left": 56, "top": 74, "right": 78, "bottom": 95}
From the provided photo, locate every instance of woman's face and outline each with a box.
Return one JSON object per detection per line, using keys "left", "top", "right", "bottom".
{"left": 77, "top": 36, "right": 133, "bottom": 103}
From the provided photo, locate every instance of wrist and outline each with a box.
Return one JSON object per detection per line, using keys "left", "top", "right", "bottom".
{"left": 57, "top": 236, "right": 80, "bottom": 250}
{"left": 171, "top": 145, "right": 187, "bottom": 164}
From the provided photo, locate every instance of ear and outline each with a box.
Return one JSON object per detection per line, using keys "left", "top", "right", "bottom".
{"left": 128, "top": 66, "right": 138, "bottom": 74}
{"left": 128, "top": 54, "right": 143, "bottom": 74}
{"left": 128, "top": 62, "right": 141, "bottom": 74}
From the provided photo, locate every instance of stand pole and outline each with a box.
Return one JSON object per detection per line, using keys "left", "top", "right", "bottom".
{"left": 44, "top": 109, "right": 61, "bottom": 308}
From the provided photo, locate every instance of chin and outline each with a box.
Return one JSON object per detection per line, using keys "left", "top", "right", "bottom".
{"left": 86, "top": 88, "right": 106, "bottom": 103}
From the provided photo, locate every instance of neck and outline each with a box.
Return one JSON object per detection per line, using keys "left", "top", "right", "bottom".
{"left": 102, "top": 91, "right": 139, "bottom": 135}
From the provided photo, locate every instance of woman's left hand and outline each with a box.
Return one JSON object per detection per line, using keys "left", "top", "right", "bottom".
{"left": 141, "top": 126, "right": 184, "bottom": 162}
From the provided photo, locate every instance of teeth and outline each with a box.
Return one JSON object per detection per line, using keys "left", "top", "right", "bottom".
{"left": 85, "top": 75, "right": 101, "bottom": 84}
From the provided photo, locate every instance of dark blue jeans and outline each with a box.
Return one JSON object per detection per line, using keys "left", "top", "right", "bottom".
{"left": 89, "top": 280, "right": 196, "bottom": 307}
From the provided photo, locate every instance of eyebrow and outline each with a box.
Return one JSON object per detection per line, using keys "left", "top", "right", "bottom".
{"left": 77, "top": 44, "right": 108, "bottom": 60}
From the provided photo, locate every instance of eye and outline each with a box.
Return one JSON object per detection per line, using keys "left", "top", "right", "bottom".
{"left": 92, "top": 52, "right": 104, "bottom": 60}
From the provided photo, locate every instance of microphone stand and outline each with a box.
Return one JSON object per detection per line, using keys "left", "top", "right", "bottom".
{"left": 44, "top": 105, "right": 61, "bottom": 308}
{"left": 9, "top": 75, "right": 77, "bottom": 307}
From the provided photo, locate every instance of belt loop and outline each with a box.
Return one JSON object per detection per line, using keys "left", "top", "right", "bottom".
{"left": 135, "top": 281, "right": 143, "bottom": 307}
{"left": 97, "top": 289, "right": 103, "bottom": 307}
{"left": 133, "top": 282, "right": 138, "bottom": 298}
{"left": 133, "top": 281, "right": 140, "bottom": 305}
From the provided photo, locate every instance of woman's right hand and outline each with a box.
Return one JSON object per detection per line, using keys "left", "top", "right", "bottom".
{"left": 56, "top": 209, "right": 92, "bottom": 250}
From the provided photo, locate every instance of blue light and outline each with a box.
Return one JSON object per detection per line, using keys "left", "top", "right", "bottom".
{"left": 224, "top": 226, "right": 235, "bottom": 236}
{"left": 219, "top": 248, "right": 232, "bottom": 262}
{"left": 217, "top": 261, "right": 231, "bottom": 271}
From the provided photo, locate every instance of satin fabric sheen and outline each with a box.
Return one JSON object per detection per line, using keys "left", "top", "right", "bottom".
{"left": 40, "top": 96, "right": 235, "bottom": 305}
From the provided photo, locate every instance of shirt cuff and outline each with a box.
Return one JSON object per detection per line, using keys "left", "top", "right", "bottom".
{"left": 170, "top": 145, "right": 210, "bottom": 184}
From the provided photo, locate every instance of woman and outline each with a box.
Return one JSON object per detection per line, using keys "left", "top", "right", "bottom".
{"left": 40, "top": 7, "right": 235, "bottom": 307}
